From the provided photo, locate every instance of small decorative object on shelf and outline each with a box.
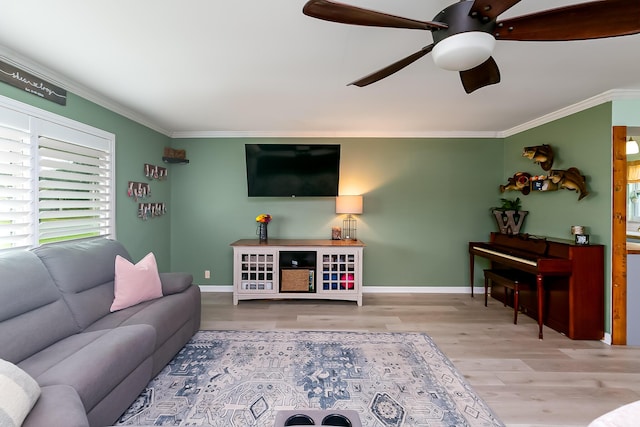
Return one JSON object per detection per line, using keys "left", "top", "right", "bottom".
{"left": 162, "top": 147, "right": 189, "bottom": 164}
{"left": 256, "top": 214, "right": 272, "bottom": 243}
{"left": 571, "top": 225, "right": 590, "bottom": 245}
{"left": 331, "top": 226, "right": 342, "bottom": 240}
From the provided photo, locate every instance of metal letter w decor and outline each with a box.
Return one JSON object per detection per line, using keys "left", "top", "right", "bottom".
{"left": 492, "top": 210, "right": 528, "bottom": 235}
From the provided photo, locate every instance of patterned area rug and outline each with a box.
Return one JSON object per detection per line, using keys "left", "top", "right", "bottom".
{"left": 116, "top": 331, "right": 503, "bottom": 427}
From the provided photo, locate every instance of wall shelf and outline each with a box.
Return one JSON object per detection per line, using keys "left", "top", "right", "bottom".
{"left": 162, "top": 157, "right": 189, "bottom": 164}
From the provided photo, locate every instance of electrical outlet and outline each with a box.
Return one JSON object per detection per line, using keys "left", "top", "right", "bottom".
{"left": 204, "top": 270, "right": 210, "bottom": 279}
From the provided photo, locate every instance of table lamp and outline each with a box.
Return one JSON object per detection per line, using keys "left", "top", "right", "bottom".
{"left": 336, "top": 195, "right": 363, "bottom": 240}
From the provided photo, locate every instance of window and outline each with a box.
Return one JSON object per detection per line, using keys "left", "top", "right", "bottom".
{"left": 0, "top": 96, "right": 115, "bottom": 250}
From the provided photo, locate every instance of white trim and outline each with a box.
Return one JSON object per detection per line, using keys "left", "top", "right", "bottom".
{"left": 0, "top": 46, "right": 171, "bottom": 137}
{"left": 199, "top": 285, "right": 233, "bottom": 292}
{"left": 171, "top": 130, "right": 502, "bottom": 139}
{"left": 2, "top": 46, "right": 639, "bottom": 139}
{"left": 0, "top": 94, "right": 114, "bottom": 141}
{"left": 198, "top": 285, "right": 479, "bottom": 294}
{"left": 363, "top": 286, "right": 479, "bottom": 294}
{"left": 0, "top": 94, "right": 116, "bottom": 245}
{"left": 501, "top": 89, "right": 640, "bottom": 137}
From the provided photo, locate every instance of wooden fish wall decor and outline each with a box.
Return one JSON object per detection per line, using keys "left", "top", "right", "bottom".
{"left": 500, "top": 144, "right": 589, "bottom": 200}
{"left": 549, "top": 167, "right": 589, "bottom": 200}
{"left": 500, "top": 172, "right": 531, "bottom": 195}
{"left": 522, "top": 144, "right": 554, "bottom": 171}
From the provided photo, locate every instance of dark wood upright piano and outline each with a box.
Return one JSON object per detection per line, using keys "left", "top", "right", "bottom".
{"left": 469, "top": 232, "right": 604, "bottom": 340}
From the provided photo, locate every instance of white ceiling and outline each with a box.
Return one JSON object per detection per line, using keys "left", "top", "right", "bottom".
{"left": 1, "top": 0, "right": 639, "bottom": 137}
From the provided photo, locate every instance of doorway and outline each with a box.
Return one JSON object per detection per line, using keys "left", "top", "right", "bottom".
{"left": 612, "top": 126, "right": 640, "bottom": 345}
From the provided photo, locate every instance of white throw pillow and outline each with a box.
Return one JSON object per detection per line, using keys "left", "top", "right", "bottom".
{"left": 110, "top": 252, "right": 163, "bottom": 312}
{"left": 0, "top": 359, "right": 41, "bottom": 427}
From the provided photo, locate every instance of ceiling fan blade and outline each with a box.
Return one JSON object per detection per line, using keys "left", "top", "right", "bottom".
{"left": 459, "top": 57, "right": 501, "bottom": 94}
{"left": 494, "top": 0, "right": 640, "bottom": 41}
{"left": 470, "top": 0, "right": 521, "bottom": 21}
{"left": 348, "top": 45, "right": 434, "bottom": 87}
{"left": 303, "top": 0, "right": 447, "bottom": 30}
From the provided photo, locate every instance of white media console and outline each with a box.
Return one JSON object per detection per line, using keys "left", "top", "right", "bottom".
{"left": 231, "top": 239, "right": 365, "bottom": 305}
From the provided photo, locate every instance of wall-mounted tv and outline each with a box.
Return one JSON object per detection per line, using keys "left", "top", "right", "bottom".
{"left": 245, "top": 144, "right": 340, "bottom": 197}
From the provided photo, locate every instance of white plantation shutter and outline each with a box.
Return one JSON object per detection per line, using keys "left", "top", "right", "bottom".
{"left": 38, "top": 136, "right": 112, "bottom": 242}
{"left": 0, "top": 95, "right": 115, "bottom": 250}
{"left": 0, "top": 125, "right": 33, "bottom": 249}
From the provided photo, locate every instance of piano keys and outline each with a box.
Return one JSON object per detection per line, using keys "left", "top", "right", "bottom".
{"left": 469, "top": 232, "right": 604, "bottom": 340}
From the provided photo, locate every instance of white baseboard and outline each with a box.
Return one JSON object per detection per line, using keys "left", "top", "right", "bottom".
{"left": 198, "top": 285, "right": 479, "bottom": 294}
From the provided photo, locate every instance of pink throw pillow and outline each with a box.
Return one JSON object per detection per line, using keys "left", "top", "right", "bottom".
{"left": 110, "top": 252, "right": 163, "bottom": 312}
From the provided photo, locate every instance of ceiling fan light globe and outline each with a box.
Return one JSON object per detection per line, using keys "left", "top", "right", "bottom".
{"left": 432, "top": 32, "right": 496, "bottom": 71}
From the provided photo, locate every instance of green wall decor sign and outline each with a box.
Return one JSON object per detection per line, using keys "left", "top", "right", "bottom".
{"left": 0, "top": 60, "right": 67, "bottom": 105}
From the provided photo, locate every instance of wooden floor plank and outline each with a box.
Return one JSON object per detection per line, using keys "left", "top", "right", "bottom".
{"left": 200, "top": 291, "right": 640, "bottom": 426}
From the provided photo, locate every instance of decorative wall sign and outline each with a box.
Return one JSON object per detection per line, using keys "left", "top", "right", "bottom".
{"left": 138, "top": 202, "right": 166, "bottom": 220}
{"left": 127, "top": 181, "right": 151, "bottom": 202}
{"left": 144, "top": 163, "right": 167, "bottom": 180}
{"left": 0, "top": 60, "right": 67, "bottom": 105}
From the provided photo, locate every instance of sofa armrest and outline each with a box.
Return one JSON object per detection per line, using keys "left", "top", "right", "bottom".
{"left": 160, "top": 272, "right": 194, "bottom": 295}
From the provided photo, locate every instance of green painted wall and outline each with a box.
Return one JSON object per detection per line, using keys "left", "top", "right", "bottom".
{"left": 4, "top": 76, "right": 637, "bottom": 338}
{"left": 613, "top": 100, "right": 640, "bottom": 126}
{"left": 0, "top": 85, "right": 172, "bottom": 269}
{"left": 169, "top": 137, "right": 503, "bottom": 287}
{"left": 503, "top": 103, "right": 613, "bottom": 331}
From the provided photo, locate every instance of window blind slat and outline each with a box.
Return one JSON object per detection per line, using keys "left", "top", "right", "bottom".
{"left": 39, "top": 190, "right": 107, "bottom": 201}
{"left": 39, "top": 169, "right": 110, "bottom": 184}
{"left": 39, "top": 200, "right": 109, "bottom": 209}
{"left": 39, "top": 209, "right": 109, "bottom": 220}
{"left": 39, "top": 179, "right": 109, "bottom": 192}
{"left": 39, "top": 146, "right": 108, "bottom": 168}
{"left": 39, "top": 158, "right": 105, "bottom": 176}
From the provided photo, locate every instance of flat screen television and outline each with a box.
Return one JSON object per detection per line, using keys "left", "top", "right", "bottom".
{"left": 245, "top": 144, "right": 340, "bottom": 197}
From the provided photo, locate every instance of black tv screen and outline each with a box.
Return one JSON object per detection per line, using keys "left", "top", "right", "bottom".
{"left": 245, "top": 144, "right": 340, "bottom": 197}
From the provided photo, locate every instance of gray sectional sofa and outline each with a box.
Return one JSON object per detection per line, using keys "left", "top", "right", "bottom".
{"left": 0, "top": 238, "right": 201, "bottom": 427}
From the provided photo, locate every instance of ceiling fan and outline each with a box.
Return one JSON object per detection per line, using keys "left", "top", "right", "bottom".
{"left": 302, "top": 0, "right": 640, "bottom": 93}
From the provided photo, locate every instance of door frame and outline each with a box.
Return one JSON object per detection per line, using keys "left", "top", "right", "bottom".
{"left": 611, "top": 126, "right": 627, "bottom": 345}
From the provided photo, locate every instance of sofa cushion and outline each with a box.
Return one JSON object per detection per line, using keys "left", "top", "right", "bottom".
{"left": 86, "top": 286, "right": 198, "bottom": 352}
{"left": 19, "top": 325, "right": 155, "bottom": 412}
{"left": 0, "top": 250, "right": 80, "bottom": 363}
{"left": 110, "top": 253, "right": 162, "bottom": 312}
{"left": 33, "top": 238, "right": 132, "bottom": 329}
{"left": 0, "top": 359, "right": 41, "bottom": 427}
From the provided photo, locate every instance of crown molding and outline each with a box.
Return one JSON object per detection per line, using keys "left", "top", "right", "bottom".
{"left": 500, "top": 89, "right": 640, "bottom": 138}
{"left": 0, "top": 45, "right": 172, "bottom": 136}
{"left": 2, "top": 45, "right": 638, "bottom": 140}
{"left": 170, "top": 130, "right": 501, "bottom": 139}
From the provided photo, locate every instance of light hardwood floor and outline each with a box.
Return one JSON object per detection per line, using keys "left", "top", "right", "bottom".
{"left": 200, "top": 292, "right": 640, "bottom": 427}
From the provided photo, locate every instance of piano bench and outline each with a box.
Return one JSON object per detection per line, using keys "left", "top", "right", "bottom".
{"left": 483, "top": 269, "right": 533, "bottom": 325}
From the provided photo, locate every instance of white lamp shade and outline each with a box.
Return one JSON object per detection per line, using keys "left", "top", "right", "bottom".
{"left": 336, "top": 195, "right": 363, "bottom": 214}
{"left": 627, "top": 138, "right": 639, "bottom": 155}
{"left": 432, "top": 31, "right": 496, "bottom": 72}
